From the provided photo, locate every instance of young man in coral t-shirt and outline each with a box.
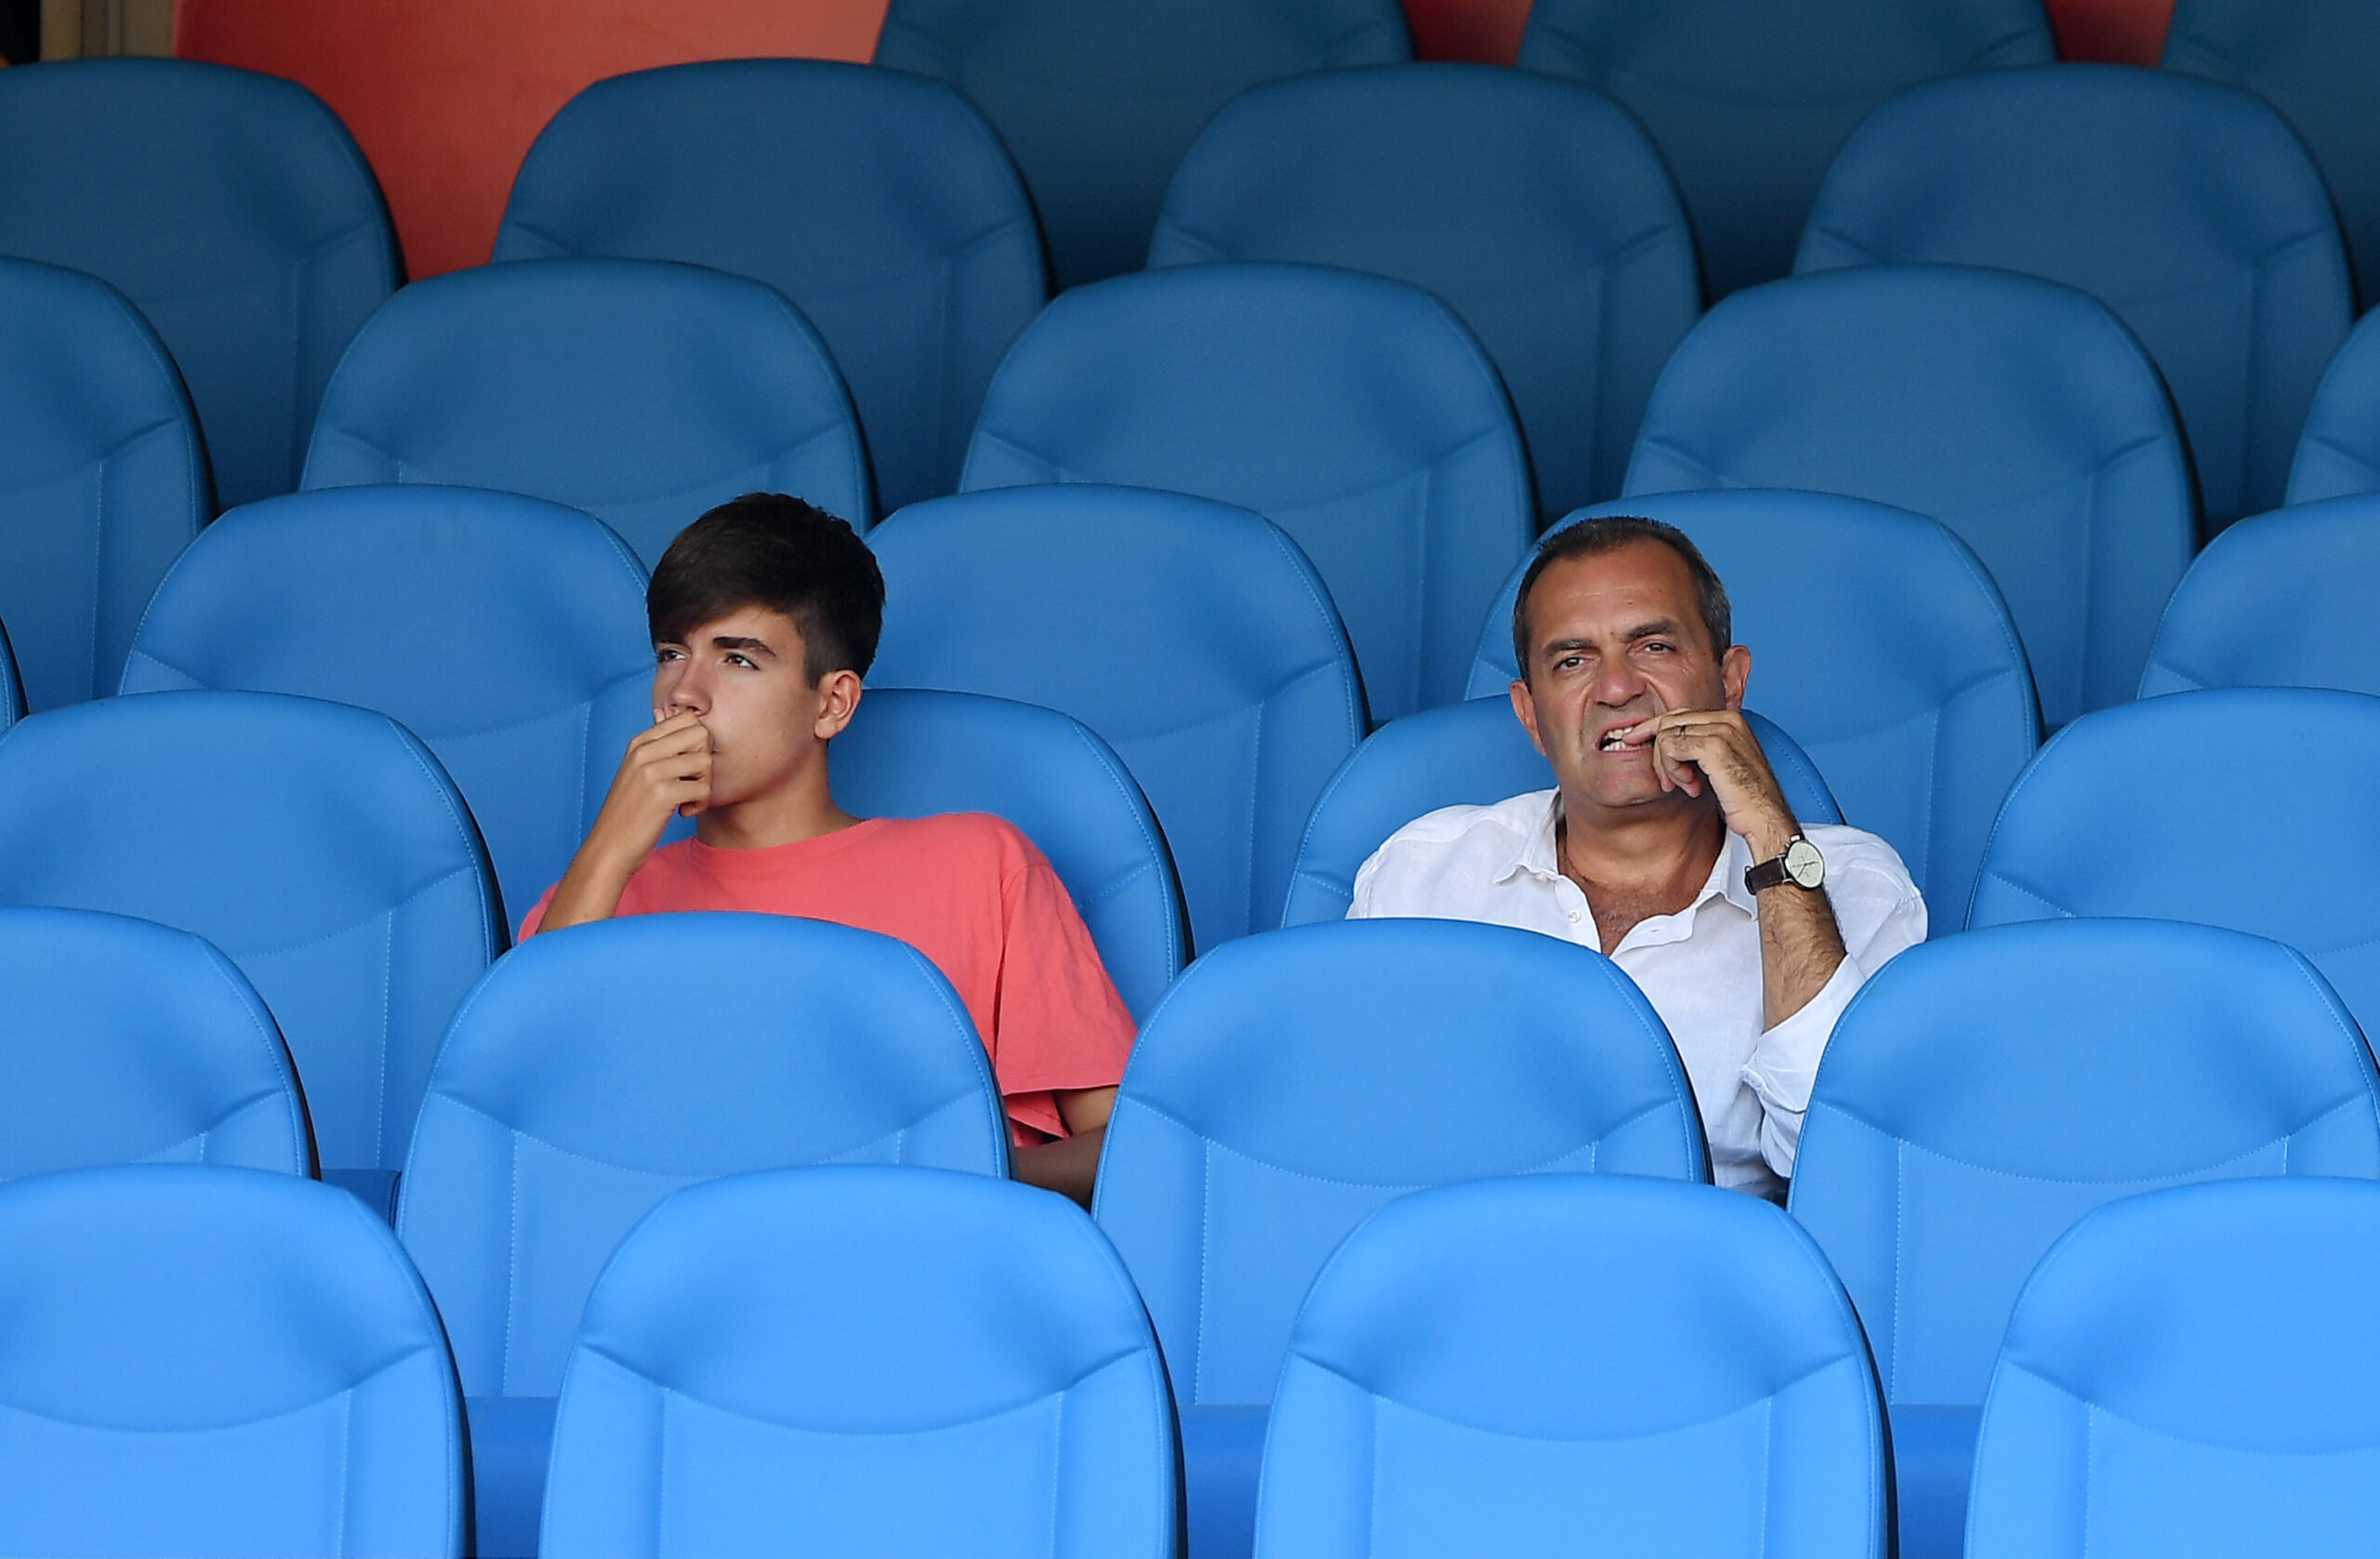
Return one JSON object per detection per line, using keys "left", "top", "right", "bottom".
{"left": 522, "top": 494, "right": 1136, "bottom": 1205}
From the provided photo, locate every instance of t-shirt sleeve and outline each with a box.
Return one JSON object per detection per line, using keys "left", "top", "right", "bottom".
{"left": 986, "top": 840, "right": 1139, "bottom": 1132}
{"left": 517, "top": 881, "right": 559, "bottom": 941}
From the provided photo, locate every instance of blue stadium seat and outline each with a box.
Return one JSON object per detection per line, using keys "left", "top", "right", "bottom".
{"left": 0, "top": 258, "right": 205, "bottom": 712}
{"left": 875, "top": 0, "right": 1409, "bottom": 288}
{"left": 1095, "top": 917, "right": 1704, "bottom": 1559}
{"left": 870, "top": 485, "right": 1363, "bottom": 949}
{"left": 398, "top": 915, "right": 1008, "bottom": 1559}
{"left": 1967, "top": 1178, "right": 2380, "bottom": 1559}
{"left": 1515, "top": 0, "right": 2054, "bottom": 297}
{"left": 2285, "top": 306, "right": 2380, "bottom": 505}
{"left": 1798, "top": 65, "right": 2351, "bottom": 530}
{"left": 0, "top": 59, "right": 396, "bottom": 509}
{"left": 1968, "top": 688, "right": 2380, "bottom": 1033}
{"left": 0, "top": 692, "right": 500, "bottom": 1211}
{"left": 0, "top": 1165, "right": 462, "bottom": 1558}
{"left": 0, "top": 906, "right": 308, "bottom": 1180}
{"left": 961, "top": 264, "right": 1533, "bottom": 721}
{"left": 1465, "top": 491, "right": 2040, "bottom": 912}
{"left": 2142, "top": 494, "right": 2380, "bottom": 698}
{"left": 543, "top": 1166, "right": 1174, "bottom": 1559}
{"left": 1279, "top": 697, "right": 1839, "bottom": 926}
{"left": 1261, "top": 1176, "right": 1886, "bottom": 1558}
{"left": 834, "top": 687, "right": 1186, "bottom": 1015}
{"left": 121, "top": 484, "right": 653, "bottom": 923}
{"left": 0, "top": 620, "right": 20, "bottom": 732}
{"left": 302, "top": 258, "right": 872, "bottom": 567}
{"left": 1789, "top": 918, "right": 2380, "bottom": 1559}
{"left": 1625, "top": 266, "right": 2195, "bottom": 728}
{"left": 496, "top": 59, "right": 1045, "bottom": 514}
{"left": 1149, "top": 63, "right": 1699, "bottom": 520}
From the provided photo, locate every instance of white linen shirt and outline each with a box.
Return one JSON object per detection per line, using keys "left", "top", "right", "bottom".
{"left": 1348, "top": 790, "right": 1925, "bottom": 1198}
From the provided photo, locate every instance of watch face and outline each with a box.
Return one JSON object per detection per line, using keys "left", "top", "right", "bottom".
{"left": 1783, "top": 837, "right": 1826, "bottom": 890}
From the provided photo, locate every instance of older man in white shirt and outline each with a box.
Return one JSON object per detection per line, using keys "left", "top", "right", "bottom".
{"left": 1350, "top": 517, "right": 1925, "bottom": 1198}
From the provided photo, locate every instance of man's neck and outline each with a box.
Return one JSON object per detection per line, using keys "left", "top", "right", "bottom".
{"left": 694, "top": 768, "right": 859, "bottom": 852}
{"left": 1556, "top": 791, "right": 1726, "bottom": 952}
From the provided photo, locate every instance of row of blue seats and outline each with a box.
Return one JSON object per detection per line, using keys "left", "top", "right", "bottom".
{"left": 7, "top": 905, "right": 2376, "bottom": 1558}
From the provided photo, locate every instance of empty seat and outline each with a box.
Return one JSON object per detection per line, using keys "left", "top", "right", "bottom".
{"left": 1798, "top": 65, "right": 2351, "bottom": 529}
{"left": 870, "top": 484, "right": 1363, "bottom": 949}
{"left": 833, "top": 687, "right": 1185, "bottom": 1016}
{"left": 0, "top": 692, "right": 500, "bottom": 1209}
{"left": 1466, "top": 491, "right": 2040, "bottom": 912}
{"left": 1789, "top": 918, "right": 2380, "bottom": 1559}
{"left": 398, "top": 913, "right": 1010, "bottom": 1559}
{"left": 1515, "top": 0, "right": 2054, "bottom": 297}
{"left": 302, "top": 258, "right": 872, "bottom": 567}
{"left": 0, "top": 258, "right": 205, "bottom": 712}
{"left": 0, "top": 1164, "right": 462, "bottom": 1557}
{"left": 1150, "top": 62, "right": 1699, "bottom": 519}
{"left": 1966, "top": 1178, "right": 2380, "bottom": 1559}
{"left": 961, "top": 264, "right": 1533, "bottom": 720}
{"left": 0, "top": 906, "right": 309, "bottom": 1180}
{"left": 2285, "top": 305, "right": 2380, "bottom": 505}
{"left": 1280, "top": 697, "right": 1839, "bottom": 926}
{"left": 121, "top": 484, "right": 654, "bottom": 920}
{"left": 875, "top": 0, "right": 1409, "bottom": 288}
{"left": 1261, "top": 1175, "right": 1886, "bottom": 1557}
{"left": 0, "top": 59, "right": 397, "bottom": 509}
{"left": 497, "top": 59, "right": 1045, "bottom": 513}
{"left": 1626, "top": 265, "right": 2195, "bottom": 728}
{"left": 543, "top": 1165, "right": 1174, "bottom": 1558}
{"left": 1095, "top": 917, "right": 1704, "bottom": 1558}
{"left": 2141, "top": 493, "right": 2380, "bottom": 698}
{"left": 0, "top": 620, "right": 20, "bottom": 732}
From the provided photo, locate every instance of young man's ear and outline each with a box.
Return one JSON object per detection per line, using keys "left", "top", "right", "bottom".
{"left": 813, "top": 670, "right": 863, "bottom": 741}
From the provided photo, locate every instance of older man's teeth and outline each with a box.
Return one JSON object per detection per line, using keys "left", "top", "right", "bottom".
{"left": 1599, "top": 731, "right": 1627, "bottom": 750}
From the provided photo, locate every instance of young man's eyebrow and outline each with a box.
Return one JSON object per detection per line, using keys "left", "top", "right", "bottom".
{"left": 708, "top": 635, "right": 780, "bottom": 656}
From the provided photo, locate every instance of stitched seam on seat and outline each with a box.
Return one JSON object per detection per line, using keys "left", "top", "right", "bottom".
{"left": 1972, "top": 874, "right": 2073, "bottom": 919}
{"left": 1890, "top": 1136, "right": 1908, "bottom": 1402}
{"left": 88, "top": 455, "right": 106, "bottom": 699}
{"left": 1129, "top": 1095, "right": 1667, "bottom": 1188}
{"left": 1045, "top": 1375, "right": 1064, "bottom": 1559}
{"left": 333, "top": 1387, "right": 352, "bottom": 1556}
{"left": 1195, "top": 1136, "right": 1215, "bottom": 1404}
{"left": 373, "top": 910, "right": 392, "bottom": 1163}
{"left": 502, "top": 1124, "right": 522, "bottom": 1395}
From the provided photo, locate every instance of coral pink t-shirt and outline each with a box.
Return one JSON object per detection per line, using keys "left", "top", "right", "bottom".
{"left": 521, "top": 813, "right": 1136, "bottom": 1142}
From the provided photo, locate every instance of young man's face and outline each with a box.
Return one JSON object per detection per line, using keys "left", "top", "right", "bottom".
{"left": 651, "top": 604, "right": 848, "bottom": 811}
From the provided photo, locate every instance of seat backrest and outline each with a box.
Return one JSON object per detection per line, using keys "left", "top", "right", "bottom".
{"left": 875, "top": 0, "right": 1409, "bottom": 288}
{"left": 961, "top": 263, "right": 1533, "bottom": 721}
{"left": 1150, "top": 63, "right": 1698, "bottom": 521}
{"left": 1967, "top": 688, "right": 2380, "bottom": 1034}
{"left": 0, "top": 1164, "right": 461, "bottom": 1558}
{"left": 497, "top": 59, "right": 1044, "bottom": 514}
{"left": 2285, "top": 305, "right": 2380, "bottom": 505}
{"left": 302, "top": 257, "right": 872, "bottom": 567}
{"left": 833, "top": 687, "right": 1185, "bottom": 1015}
{"left": 122, "top": 483, "right": 653, "bottom": 921}
{"left": 870, "top": 484, "right": 1363, "bottom": 949}
{"left": 1466, "top": 491, "right": 2040, "bottom": 911}
{"left": 1515, "top": 0, "right": 2054, "bottom": 297}
{"left": 0, "top": 906, "right": 309, "bottom": 1180}
{"left": 1095, "top": 917, "right": 1704, "bottom": 1415}
{"left": 0, "top": 620, "right": 20, "bottom": 732}
{"left": 1968, "top": 1178, "right": 2380, "bottom": 1558}
{"left": 399, "top": 915, "right": 1007, "bottom": 1402}
{"left": 2142, "top": 494, "right": 2380, "bottom": 698}
{"left": 0, "top": 258, "right": 205, "bottom": 711}
{"left": 0, "top": 692, "right": 499, "bottom": 1180}
{"left": 0, "top": 59, "right": 396, "bottom": 509}
{"left": 543, "top": 1165, "right": 1174, "bottom": 1559}
{"left": 1798, "top": 64, "right": 2351, "bottom": 529}
{"left": 1626, "top": 265, "right": 2195, "bottom": 728}
{"left": 1278, "top": 697, "right": 1839, "bottom": 927}
{"left": 1261, "top": 1175, "right": 1885, "bottom": 1557}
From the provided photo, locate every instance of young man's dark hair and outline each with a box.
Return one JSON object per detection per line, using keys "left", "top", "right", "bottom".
{"left": 648, "top": 493, "right": 885, "bottom": 684}
{"left": 1511, "top": 515, "right": 1732, "bottom": 674}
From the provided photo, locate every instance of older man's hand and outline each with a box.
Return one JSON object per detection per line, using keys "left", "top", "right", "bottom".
{"left": 1615, "top": 708, "right": 1799, "bottom": 857}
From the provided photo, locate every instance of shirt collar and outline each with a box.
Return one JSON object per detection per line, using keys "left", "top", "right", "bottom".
{"left": 1491, "top": 791, "right": 1566, "bottom": 885}
{"left": 1501, "top": 793, "right": 1765, "bottom": 917}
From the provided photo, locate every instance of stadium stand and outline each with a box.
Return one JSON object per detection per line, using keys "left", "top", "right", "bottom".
{"left": 873, "top": 0, "right": 1410, "bottom": 288}
{"left": 0, "top": 1165, "right": 463, "bottom": 1558}
{"left": 1149, "top": 62, "right": 1699, "bottom": 520}
{"left": 0, "top": 59, "right": 396, "bottom": 509}
{"left": 0, "top": 258, "right": 205, "bottom": 713}
{"left": 1789, "top": 918, "right": 2380, "bottom": 1559}
{"left": 2141, "top": 493, "right": 2380, "bottom": 698}
{"left": 496, "top": 59, "right": 1045, "bottom": 514}
{"left": 1797, "top": 63, "right": 2352, "bottom": 530}
{"left": 960, "top": 265, "right": 1534, "bottom": 722}
{"left": 398, "top": 915, "right": 1008, "bottom": 1558}
{"left": 1625, "top": 265, "right": 2195, "bottom": 729}
{"left": 1093, "top": 918, "right": 1704, "bottom": 1559}
{"left": 542, "top": 1165, "right": 1175, "bottom": 1558}
{"left": 869, "top": 484, "right": 1363, "bottom": 951}
{"left": 2285, "top": 305, "right": 2380, "bottom": 505}
{"left": 1514, "top": 0, "right": 2056, "bottom": 297}
{"left": 300, "top": 257, "right": 873, "bottom": 567}
{"left": 1261, "top": 1175, "right": 1886, "bottom": 1557}
{"left": 833, "top": 688, "right": 1187, "bottom": 1016}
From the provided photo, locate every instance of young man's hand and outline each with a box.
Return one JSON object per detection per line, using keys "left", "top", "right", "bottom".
{"left": 536, "top": 712, "right": 712, "bottom": 933}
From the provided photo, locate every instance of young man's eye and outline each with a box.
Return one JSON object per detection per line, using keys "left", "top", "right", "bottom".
{"left": 654, "top": 647, "right": 683, "bottom": 664}
{"left": 727, "top": 654, "right": 757, "bottom": 669}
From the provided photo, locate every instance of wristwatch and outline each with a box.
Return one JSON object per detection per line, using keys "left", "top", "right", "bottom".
{"left": 1745, "top": 835, "right": 1826, "bottom": 894}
